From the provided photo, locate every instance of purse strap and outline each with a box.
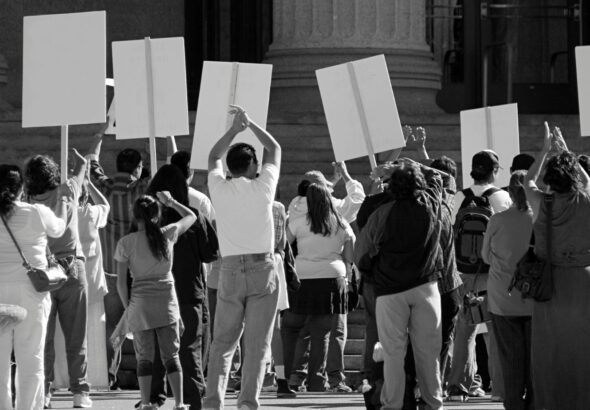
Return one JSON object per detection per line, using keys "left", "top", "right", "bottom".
{"left": 0, "top": 213, "right": 32, "bottom": 270}
{"left": 545, "top": 194, "right": 553, "bottom": 264}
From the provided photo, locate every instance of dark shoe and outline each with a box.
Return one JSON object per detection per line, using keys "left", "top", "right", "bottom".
{"left": 277, "top": 379, "right": 297, "bottom": 398}
{"left": 446, "top": 385, "right": 469, "bottom": 402}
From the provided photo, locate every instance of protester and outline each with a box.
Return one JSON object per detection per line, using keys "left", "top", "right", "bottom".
{"left": 115, "top": 192, "right": 196, "bottom": 410}
{"left": 282, "top": 183, "right": 355, "bottom": 392}
{"left": 482, "top": 170, "right": 534, "bottom": 410}
{"left": 88, "top": 128, "right": 150, "bottom": 387}
{"left": 203, "top": 105, "right": 281, "bottom": 410}
{"left": 144, "top": 165, "right": 219, "bottom": 410}
{"left": 447, "top": 150, "right": 511, "bottom": 402}
{"left": 523, "top": 123, "right": 590, "bottom": 410}
{"left": 25, "top": 151, "right": 92, "bottom": 409}
{"left": 77, "top": 172, "right": 111, "bottom": 387}
{"left": 354, "top": 158, "right": 446, "bottom": 410}
{"left": 0, "top": 164, "right": 66, "bottom": 410}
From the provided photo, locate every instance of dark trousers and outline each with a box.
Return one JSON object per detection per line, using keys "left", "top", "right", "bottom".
{"left": 281, "top": 310, "right": 333, "bottom": 391}
{"left": 105, "top": 273, "right": 125, "bottom": 385}
{"left": 440, "top": 288, "right": 462, "bottom": 374}
{"left": 361, "top": 281, "right": 379, "bottom": 383}
{"left": 151, "top": 303, "right": 206, "bottom": 410}
{"left": 491, "top": 313, "right": 534, "bottom": 410}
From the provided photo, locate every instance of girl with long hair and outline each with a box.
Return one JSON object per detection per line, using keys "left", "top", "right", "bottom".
{"left": 115, "top": 192, "right": 196, "bottom": 410}
{"left": 283, "top": 183, "right": 355, "bottom": 392}
{"left": 0, "top": 164, "right": 66, "bottom": 410}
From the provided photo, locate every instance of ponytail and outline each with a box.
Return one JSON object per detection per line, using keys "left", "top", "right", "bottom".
{"left": 0, "top": 165, "right": 23, "bottom": 217}
{"left": 508, "top": 170, "right": 530, "bottom": 212}
{"left": 133, "top": 195, "right": 169, "bottom": 260}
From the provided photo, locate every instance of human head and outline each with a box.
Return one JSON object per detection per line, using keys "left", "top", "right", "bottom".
{"left": 430, "top": 155, "right": 458, "bottom": 193}
{"left": 132, "top": 195, "right": 169, "bottom": 260}
{"left": 508, "top": 170, "right": 529, "bottom": 212}
{"left": 0, "top": 165, "right": 24, "bottom": 216}
{"left": 470, "top": 150, "right": 500, "bottom": 184}
{"left": 116, "top": 148, "right": 143, "bottom": 178}
{"left": 578, "top": 154, "right": 590, "bottom": 175}
{"left": 146, "top": 164, "right": 189, "bottom": 207}
{"left": 542, "top": 151, "right": 580, "bottom": 194}
{"left": 24, "top": 155, "right": 60, "bottom": 196}
{"left": 510, "top": 153, "right": 535, "bottom": 173}
{"left": 305, "top": 183, "right": 343, "bottom": 236}
{"left": 226, "top": 143, "right": 258, "bottom": 178}
{"left": 387, "top": 161, "right": 426, "bottom": 200}
{"left": 170, "top": 150, "right": 195, "bottom": 184}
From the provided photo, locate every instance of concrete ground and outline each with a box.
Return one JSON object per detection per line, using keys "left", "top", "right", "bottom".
{"left": 45, "top": 390, "right": 506, "bottom": 409}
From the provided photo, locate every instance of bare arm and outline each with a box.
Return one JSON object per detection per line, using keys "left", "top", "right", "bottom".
{"left": 525, "top": 122, "right": 551, "bottom": 219}
{"left": 86, "top": 179, "right": 109, "bottom": 208}
{"left": 156, "top": 191, "right": 197, "bottom": 236}
{"left": 116, "top": 261, "right": 129, "bottom": 307}
{"left": 71, "top": 148, "right": 88, "bottom": 184}
{"left": 251, "top": 119, "right": 281, "bottom": 168}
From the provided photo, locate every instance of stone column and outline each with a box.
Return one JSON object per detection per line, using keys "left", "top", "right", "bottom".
{"left": 0, "top": 53, "right": 12, "bottom": 112}
{"left": 265, "top": 0, "right": 441, "bottom": 115}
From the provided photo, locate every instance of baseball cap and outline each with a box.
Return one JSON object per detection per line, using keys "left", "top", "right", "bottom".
{"left": 303, "top": 170, "right": 334, "bottom": 189}
{"left": 472, "top": 151, "right": 500, "bottom": 174}
{"left": 510, "top": 153, "right": 535, "bottom": 171}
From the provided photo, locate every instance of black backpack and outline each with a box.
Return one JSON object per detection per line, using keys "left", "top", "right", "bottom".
{"left": 453, "top": 187, "right": 500, "bottom": 274}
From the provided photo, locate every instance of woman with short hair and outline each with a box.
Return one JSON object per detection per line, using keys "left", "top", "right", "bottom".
{"left": 0, "top": 164, "right": 66, "bottom": 410}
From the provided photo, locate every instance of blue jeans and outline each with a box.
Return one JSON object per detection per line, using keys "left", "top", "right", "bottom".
{"left": 204, "top": 253, "right": 278, "bottom": 410}
{"left": 44, "top": 258, "right": 90, "bottom": 395}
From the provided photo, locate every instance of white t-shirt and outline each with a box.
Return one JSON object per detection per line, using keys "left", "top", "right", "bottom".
{"left": 288, "top": 216, "right": 355, "bottom": 280}
{"left": 208, "top": 163, "right": 279, "bottom": 257}
{"left": 0, "top": 202, "right": 66, "bottom": 283}
{"left": 451, "top": 183, "right": 512, "bottom": 224}
{"left": 188, "top": 186, "right": 215, "bottom": 221}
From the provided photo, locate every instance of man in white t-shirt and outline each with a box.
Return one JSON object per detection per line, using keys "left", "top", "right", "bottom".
{"left": 447, "top": 150, "right": 512, "bottom": 402}
{"left": 203, "top": 106, "right": 281, "bottom": 410}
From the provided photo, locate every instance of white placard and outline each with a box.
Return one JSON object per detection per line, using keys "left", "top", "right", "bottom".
{"left": 460, "top": 103, "right": 520, "bottom": 188}
{"left": 190, "top": 61, "right": 273, "bottom": 170}
{"left": 112, "top": 37, "right": 189, "bottom": 139}
{"left": 576, "top": 46, "right": 590, "bottom": 137}
{"left": 316, "top": 54, "right": 405, "bottom": 166}
{"left": 22, "top": 11, "right": 106, "bottom": 127}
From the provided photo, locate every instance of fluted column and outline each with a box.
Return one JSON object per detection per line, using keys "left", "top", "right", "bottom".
{"left": 265, "top": 0, "right": 441, "bottom": 115}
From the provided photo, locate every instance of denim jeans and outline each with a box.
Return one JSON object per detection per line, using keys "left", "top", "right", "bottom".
{"left": 104, "top": 272, "right": 124, "bottom": 385}
{"left": 203, "top": 253, "right": 278, "bottom": 410}
{"left": 44, "top": 258, "right": 90, "bottom": 395}
{"left": 327, "top": 313, "right": 347, "bottom": 386}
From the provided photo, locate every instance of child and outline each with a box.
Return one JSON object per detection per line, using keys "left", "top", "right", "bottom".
{"left": 115, "top": 192, "right": 196, "bottom": 410}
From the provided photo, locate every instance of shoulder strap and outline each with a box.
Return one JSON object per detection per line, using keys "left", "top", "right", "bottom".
{"left": 0, "top": 213, "right": 31, "bottom": 269}
{"left": 545, "top": 194, "right": 553, "bottom": 264}
{"left": 462, "top": 188, "right": 475, "bottom": 198}
{"left": 482, "top": 187, "right": 501, "bottom": 198}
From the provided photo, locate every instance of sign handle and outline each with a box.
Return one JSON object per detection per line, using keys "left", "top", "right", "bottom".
{"left": 60, "top": 125, "right": 69, "bottom": 184}
{"left": 144, "top": 37, "right": 158, "bottom": 178}
{"left": 347, "top": 63, "right": 377, "bottom": 170}
{"left": 485, "top": 106, "right": 494, "bottom": 149}
{"left": 226, "top": 62, "right": 239, "bottom": 130}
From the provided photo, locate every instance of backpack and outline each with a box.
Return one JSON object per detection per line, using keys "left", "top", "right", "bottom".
{"left": 453, "top": 187, "right": 500, "bottom": 274}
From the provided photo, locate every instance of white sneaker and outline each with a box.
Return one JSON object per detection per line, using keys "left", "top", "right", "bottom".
{"left": 73, "top": 393, "right": 93, "bottom": 408}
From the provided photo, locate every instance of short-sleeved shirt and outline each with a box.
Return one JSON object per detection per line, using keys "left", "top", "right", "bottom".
{"left": 114, "top": 225, "right": 179, "bottom": 332}
{"left": 188, "top": 187, "right": 215, "bottom": 221}
{"left": 28, "top": 176, "right": 84, "bottom": 259}
{"left": 0, "top": 202, "right": 66, "bottom": 283}
{"left": 288, "top": 216, "right": 355, "bottom": 280}
{"left": 208, "top": 164, "right": 279, "bottom": 256}
{"left": 79, "top": 203, "right": 110, "bottom": 302}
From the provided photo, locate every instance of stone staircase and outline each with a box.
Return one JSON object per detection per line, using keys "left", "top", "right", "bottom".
{"left": 344, "top": 307, "right": 366, "bottom": 388}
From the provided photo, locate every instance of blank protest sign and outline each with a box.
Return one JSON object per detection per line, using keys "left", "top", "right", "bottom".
{"left": 112, "top": 37, "right": 189, "bottom": 139}
{"left": 22, "top": 11, "right": 106, "bottom": 127}
{"left": 576, "top": 46, "right": 590, "bottom": 137}
{"left": 460, "top": 103, "right": 520, "bottom": 188}
{"left": 190, "top": 61, "right": 272, "bottom": 170}
{"left": 316, "top": 54, "right": 405, "bottom": 164}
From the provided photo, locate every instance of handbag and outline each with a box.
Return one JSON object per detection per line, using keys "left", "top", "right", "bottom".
{"left": 1, "top": 213, "right": 67, "bottom": 292}
{"left": 509, "top": 194, "right": 553, "bottom": 302}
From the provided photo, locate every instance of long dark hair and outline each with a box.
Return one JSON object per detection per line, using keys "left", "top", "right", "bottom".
{"left": 24, "top": 155, "right": 60, "bottom": 196}
{"left": 133, "top": 195, "right": 169, "bottom": 260}
{"left": 0, "top": 165, "right": 23, "bottom": 216}
{"left": 306, "top": 183, "right": 344, "bottom": 236}
{"left": 508, "top": 170, "right": 530, "bottom": 212}
{"left": 146, "top": 164, "right": 189, "bottom": 224}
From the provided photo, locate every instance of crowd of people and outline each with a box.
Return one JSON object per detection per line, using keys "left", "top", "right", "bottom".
{"left": 1, "top": 107, "right": 590, "bottom": 410}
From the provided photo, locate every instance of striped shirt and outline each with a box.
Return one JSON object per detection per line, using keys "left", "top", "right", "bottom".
{"left": 90, "top": 159, "right": 149, "bottom": 273}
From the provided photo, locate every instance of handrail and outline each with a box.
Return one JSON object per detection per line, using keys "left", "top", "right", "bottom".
{"left": 482, "top": 42, "right": 513, "bottom": 107}
{"left": 550, "top": 51, "right": 568, "bottom": 83}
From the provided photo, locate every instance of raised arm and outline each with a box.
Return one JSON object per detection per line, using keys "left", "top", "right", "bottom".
{"left": 525, "top": 122, "right": 552, "bottom": 218}
{"left": 71, "top": 148, "right": 88, "bottom": 185}
{"left": 156, "top": 191, "right": 197, "bottom": 236}
{"left": 250, "top": 119, "right": 281, "bottom": 169}
{"left": 208, "top": 107, "right": 249, "bottom": 171}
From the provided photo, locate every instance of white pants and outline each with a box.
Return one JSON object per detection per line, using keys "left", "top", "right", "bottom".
{"left": 376, "top": 281, "right": 443, "bottom": 410}
{"left": 0, "top": 282, "right": 51, "bottom": 410}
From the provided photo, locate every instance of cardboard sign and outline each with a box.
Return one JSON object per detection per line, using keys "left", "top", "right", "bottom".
{"left": 190, "top": 61, "right": 273, "bottom": 170}
{"left": 22, "top": 11, "right": 106, "bottom": 127}
{"left": 112, "top": 37, "right": 189, "bottom": 140}
{"left": 316, "top": 54, "right": 405, "bottom": 167}
{"left": 460, "top": 103, "right": 520, "bottom": 188}
{"left": 576, "top": 46, "right": 590, "bottom": 137}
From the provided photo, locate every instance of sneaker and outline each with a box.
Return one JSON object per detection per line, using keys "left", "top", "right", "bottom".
{"left": 290, "top": 384, "right": 306, "bottom": 393}
{"left": 329, "top": 382, "right": 353, "bottom": 393}
{"left": 468, "top": 387, "right": 486, "bottom": 398}
{"left": 446, "top": 386, "right": 469, "bottom": 402}
{"left": 43, "top": 396, "right": 52, "bottom": 409}
{"left": 261, "top": 372, "right": 277, "bottom": 392}
{"left": 227, "top": 377, "right": 241, "bottom": 393}
{"left": 277, "top": 379, "right": 297, "bottom": 398}
{"left": 73, "top": 394, "right": 93, "bottom": 408}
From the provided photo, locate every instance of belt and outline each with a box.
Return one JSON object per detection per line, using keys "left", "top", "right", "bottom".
{"left": 222, "top": 252, "right": 273, "bottom": 262}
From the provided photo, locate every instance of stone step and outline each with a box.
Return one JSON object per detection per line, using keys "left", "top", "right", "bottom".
{"left": 344, "top": 339, "right": 365, "bottom": 356}
{"left": 347, "top": 309, "right": 365, "bottom": 325}
{"left": 344, "top": 370, "right": 363, "bottom": 388}
{"left": 344, "top": 354, "right": 363, "bottom": 371}
{"left": 348, "top": 324, "right": 366, "bottom": 341}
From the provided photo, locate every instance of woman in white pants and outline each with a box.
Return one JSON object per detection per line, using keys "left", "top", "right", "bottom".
{"left": 0, "top": 164, "right": 66, "bottom": 410}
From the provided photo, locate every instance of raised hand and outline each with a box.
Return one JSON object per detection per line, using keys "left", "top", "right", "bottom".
{"left": 229, "top": 105, "right": 250, "bottom": 132}
{"left": 543, "top": 121, "right": 552, "bottom": 153}
{"left": 552, "top": 126, "right": 568, "bottom": 152}
{"left": 72, "top": 148, "right": 88, "bottom": 166}
{"left": 156, "top": 191, "right": 174, "bottom": 206}
{"left": 414, "top": 126, "right": 427, "bottom": 149}
{"left": 402, "top": 125, "right": 414, "bottom": 142}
